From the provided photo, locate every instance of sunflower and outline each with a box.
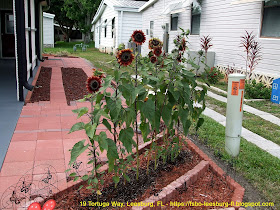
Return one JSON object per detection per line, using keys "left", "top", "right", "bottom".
{"left": 131, "top": 30, "right": 146, "bottom": 45}
{"left": 148, "top": 38, "right": 163, "bottom": 50}
{"left": 117, "top": 49, "right": 135, "bottom": 66}
{"left": 86, "top": 76, "right": 102, "bottom": 93}
{"left": 150, "top": 56, "right": 158, "bottom": 64}
{"left": 153, "top": 47, "right": 162, "bottom": 57}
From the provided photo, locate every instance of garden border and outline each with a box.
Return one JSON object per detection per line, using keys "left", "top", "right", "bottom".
{"left": 37, "top": 134, "right": 244, "bottom": 210}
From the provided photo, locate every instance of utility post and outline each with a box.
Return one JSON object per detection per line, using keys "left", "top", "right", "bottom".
{"left": 225, "top": 74, "right": 246, "bottom": 157}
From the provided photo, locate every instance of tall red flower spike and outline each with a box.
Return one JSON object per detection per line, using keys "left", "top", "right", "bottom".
{"left": 131, "top": 30, "right": 146, "bottom": 45}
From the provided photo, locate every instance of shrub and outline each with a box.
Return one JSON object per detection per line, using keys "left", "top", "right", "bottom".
{"left": 205, "top": 67, "right": 223, "bottom": 84}
{"left": 245, "top": 80, "right": 271, "bottom": 99}
{"left": 117, "top": 43, "right": 125, "bottom": 51}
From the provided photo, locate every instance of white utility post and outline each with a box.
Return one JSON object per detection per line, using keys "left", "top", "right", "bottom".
{"left": 225, "top": 74, "right": 246, "bottom": 157}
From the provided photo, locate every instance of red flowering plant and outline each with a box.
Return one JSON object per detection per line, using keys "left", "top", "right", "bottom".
{"left": 205, "top": 66, "right": 223, "bottom": 84}
{"left": 67, "top": 28, "right": 207, "bottom": 201}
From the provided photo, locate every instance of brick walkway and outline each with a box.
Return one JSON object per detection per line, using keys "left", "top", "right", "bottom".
{"left": 0, "top": 57, "right": 117, "bottom": 207}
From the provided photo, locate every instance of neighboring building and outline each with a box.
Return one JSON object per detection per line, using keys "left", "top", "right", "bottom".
{"left": 92, "top": 0, "right": 148, "bottom": 54}
{"left": 0, "top": 0, "right": 49, "bottom": 102}
{"left": 54, "top": 23, "right": 85, "bottom": 42}
{"left": 140, "top": 0, "right": 280, "bottom": 85}
{"left": 43, "top": 12, "right": 55, "bottom": 48}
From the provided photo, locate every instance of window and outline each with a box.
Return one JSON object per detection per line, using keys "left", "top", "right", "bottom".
{"left": 261, "top": 1, "right": 280, "bottom": 38}
{"left": 170, "top": 14, "right": 178, "bottom": 31}
{"left": 5, "top": 14, "right": 14, "bottom": 34}
{"left": 191, "top": 0, "right": 201, "bottom": 35}
{"left": 150, "top": 21, "right": 154, "bottom": 37}
{"left": 112, "top": 18, "right": 115, "bottom": 38}
{"left": 104, "top": 19, "right": 107, "bottom": 37}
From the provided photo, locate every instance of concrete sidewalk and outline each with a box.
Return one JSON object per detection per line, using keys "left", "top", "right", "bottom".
{"left": 0, "top": 57, "right": 114, "bottom": 208}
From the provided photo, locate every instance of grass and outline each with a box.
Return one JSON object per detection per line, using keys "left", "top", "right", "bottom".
{"left": 204, "top": 96, "right": 280, "bottom": 146}
{"left": 189, "top": 115, "right": 280, "bottom": 208}
{"left": 44, "top": 41, "right": 133, "bottom": 75}
{"left": 245, "top": 100, "right": 280, "bottom": 118}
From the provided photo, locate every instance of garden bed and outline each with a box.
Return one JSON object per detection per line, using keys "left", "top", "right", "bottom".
{"left": 45, "top": 136, "right": 243, "bottom": 210}
{"left": 28, "top": 66, "right": 52, "bottom": 103}
{"left": 61, "top": 67, "right": 88, "bottom": 105}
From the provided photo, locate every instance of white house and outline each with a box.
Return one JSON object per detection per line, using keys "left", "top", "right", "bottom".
{"left": 140, "top": 0, "right": 280, "bottom": 86}
{"left": 92, "top": 0, "right": 148, "bottom": 54}
{"left": 43, "top": 12, "right": 55, "bottom": 48}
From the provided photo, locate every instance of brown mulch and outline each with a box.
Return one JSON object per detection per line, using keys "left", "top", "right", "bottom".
{"left": 61, "top": 67, "right": 88, "bottom": 105}
{"left": 29, "top": 67, "right": 52, "bottom": 103}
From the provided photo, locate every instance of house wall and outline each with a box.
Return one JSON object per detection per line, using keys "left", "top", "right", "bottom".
{"left": 43, "top": 15, "right": 54, "bottom": 47}
{"left": 98, "top": 5, "right": 118, "bottom": 53}
{"left": 117, "top": 11, "right": 142, "bottom": 48}
{"left": 141, "top": 0, "right": 280, "bottom": 77}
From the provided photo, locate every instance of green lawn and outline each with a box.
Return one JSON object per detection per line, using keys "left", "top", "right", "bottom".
{"left": 245, "top": 100, "right": 280, "bottom": 118}
{"left": 189, "top": 115, "right": 280, "bottom": 208}
{"left": 204, "top": 96, "right": 280, "bottom": 146}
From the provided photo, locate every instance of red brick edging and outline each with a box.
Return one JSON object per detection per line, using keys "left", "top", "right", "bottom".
{"left": 186, "top": 138, "right": 245, "bottom": 209}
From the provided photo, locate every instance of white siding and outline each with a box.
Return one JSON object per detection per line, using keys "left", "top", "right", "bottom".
{"left": 118, "top": 11, "right": 142, "bottom": 48}
{"left": 99, "top": 5, "right": 118, "bottom": 53}
{"left": 142, "top": 0, "right": 280, "bottom": 77}
{"left": 43, "top": 16, "right": 54, "bottom": 47}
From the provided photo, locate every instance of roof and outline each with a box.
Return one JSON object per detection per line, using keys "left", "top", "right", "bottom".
{"left": 112, "top": 0, "right": 147, "bottom": 8}
{"left": 92, "top": 0, "right": 147, "bottom": 24}
{"left": 43, "top": 12, "right": 55, "bottom": 19}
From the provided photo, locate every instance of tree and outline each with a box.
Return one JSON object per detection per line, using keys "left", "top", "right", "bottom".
{"left": 48, "top": 0, "right": 76, "bottom": 42}
{"left": 63, "top": 0, "right": 101, "bottom": 43}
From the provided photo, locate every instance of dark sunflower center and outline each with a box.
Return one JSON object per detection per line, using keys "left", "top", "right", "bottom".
{"left": 152, "top": 40, "right": 159, "bottom": 46}
{"left": 135, "top": 33, "right": 144, "bottom": 42}
{"left": 121, "top": 52, "right": 131, "bottom": 61}
{"left": 90, "top": 80, "right": 99, "bottom": 90}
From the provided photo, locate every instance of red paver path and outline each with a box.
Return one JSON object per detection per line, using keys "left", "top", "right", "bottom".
{"left": 0, "top": 57, "right": 122, "bottom": 209}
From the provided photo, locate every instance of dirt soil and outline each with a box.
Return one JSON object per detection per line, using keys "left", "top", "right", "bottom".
{"left": 29, "top": 67, "right": 52, "bottom": 103}
{"left": 188, "top": 134, "right": 276, "bottom": 210}
{"left": 61, "top": 67, "right": 89, "bottom": 105}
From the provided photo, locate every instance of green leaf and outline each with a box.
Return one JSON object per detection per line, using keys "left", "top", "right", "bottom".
{"left": 69, "top": 140, "right": 89, "bottom": 165}
{"left": 84, "top": 122, "right": 97, "bottom": 139}
{"left": 102, "top": 119, "right": 112, "bottom": 133}
{"left": 112, "top": 176, "right": 120, "bottom": 184}
{"left": 106, "top": 97, "right": 122, "bottom": 121}
{"left": 99, "top": 76, "right": 112, "bottom": 91}
{"left": 69, "top": 122, "right": 85, "bottom": 134}
{"left": 98, "top": 132, "right": 108, "bottom": 152}
{"left": 74, "top": 176, "right": 79, "bottom": 182}
{"left": 78, "top": 185, "right": 84, "bottom": 190}
{"left": 106, "top": 138, "right": 119, "bottom": 172}
{"left": 196, "top": 117, "right": 204, "bottom": 131}
{"left": 119, "top": 127, "right": 136, "bottom": 153}
{"left": 140, "top": 99, "right": 155, "bottom": 124}
{"left": 140, "top": 122, "right": 150, "bottom": 142}
{"left": 69, "top": 173, "right": 76, "bottom": 177}
{"left": 114, "top": 69, "right": 120, "bottom": 82}
{"left": 162, "top": 103, "right": 172, "bottom": 125}
{"left": 183, "top": 119, "right": 191, "bottom": 136}
{"left": 96, "top": 93, "right": 104, "bottom": 104}
{"left": 123, "top": 174, "right": 130, "bottom": 182}
{"left": 124, "top": 107, "right": 135, "bottom": 127}
{"left": 93, "top": 177, "right": 98, "bottom": 184}
{"left": 81, "top": 175, "right": 88, "bottom": 181}
{"left": 72, "top": 107, "right": 88, "bottom": 118}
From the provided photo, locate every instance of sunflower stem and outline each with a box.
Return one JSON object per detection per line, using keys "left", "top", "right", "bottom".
{"left": 135, "top": 45, "right": 140, "bottom": 181}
